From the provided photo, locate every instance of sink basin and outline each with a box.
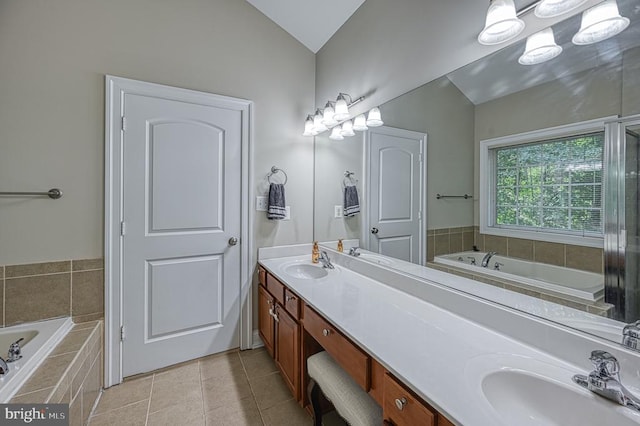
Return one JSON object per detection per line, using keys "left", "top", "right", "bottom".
{"left": 283, "top": 264, "right": 329, "bottom": 280}
{"left": 466, "top": 354, "right": 640, "bottom": 426}
{"left": 481, "top": 370, "right": 640, "bottom": 426}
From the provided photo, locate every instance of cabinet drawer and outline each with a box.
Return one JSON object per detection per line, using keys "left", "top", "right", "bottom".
{"left": 284, "top": 289, "right": 300, "bottom": 320}
{"left": 266, "top": 273, "right": 285, "bottom": 305}
{"left": 303, "top": 304, "right": 370, "bottom": 391}
{"left": 383, "top": 374, "right": 434, "bottom": 426}
{"left": 258, "top": 266, "right": 266, "bottom": 286}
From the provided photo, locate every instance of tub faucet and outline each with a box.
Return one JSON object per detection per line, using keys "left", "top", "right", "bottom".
{"left": 349, "top": 247, "right": 361, "bottom": 257}
{"left": 573, "top": 350, "right": 640, "bottom": 412}
{"left": 319, "top": 251, "right": 334, "bottom": 269}
{"left": 0, "top": 357, "right": 8, "bottom": 377}
{"left": 7, "top": 338, "right": 23, "bottom": 363}
{"left": 481, "top": 252, "right": 497, "bottom": 267}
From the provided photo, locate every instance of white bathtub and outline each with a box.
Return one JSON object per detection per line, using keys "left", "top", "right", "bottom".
{"left": 434, "top": 251, "right": 604, "bottom": 302}
{"left": 0, "top": 317, "right": 74, "bottom": 402}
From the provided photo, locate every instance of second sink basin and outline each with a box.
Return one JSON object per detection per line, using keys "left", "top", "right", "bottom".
{"left": 283, "top": 264, "right": 328, "bottom": 280}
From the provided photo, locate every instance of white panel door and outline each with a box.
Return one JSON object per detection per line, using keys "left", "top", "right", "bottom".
{"left": 122, "top": 92, "right": 241, "bottom": 377}
{"left": 367, "top": 126, "right": 426, "bottom": 264}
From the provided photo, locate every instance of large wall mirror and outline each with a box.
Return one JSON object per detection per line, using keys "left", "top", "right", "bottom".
{"left": 314, "top": 0, "right": 640, "bottom": 346}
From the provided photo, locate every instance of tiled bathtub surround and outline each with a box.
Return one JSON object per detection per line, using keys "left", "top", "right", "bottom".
{"left": 0, "top": 259, "right": 104, "bottom": 327}
{"left": 10, "top": 321, "right": 103, "bottom": 426}
{"left": 427, "top": 227, "right": 475, "bottom": 261}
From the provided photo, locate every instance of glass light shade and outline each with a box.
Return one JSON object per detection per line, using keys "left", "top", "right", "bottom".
{"left": 313, "top": 109, "right": 328, "bottom": 133}
{"left": 341, "top": 120, "right": 355, "bottom": 137}
{"left": 478, "top": 0, "right": 525, "bottom": 45}
{"left": 572, "top": 0, "right": 629, "bottom": 45}
{"left": 518, "top": 28, "right": 563, "bottom": 65}
{"left": 352, "top": 114, "right": 368, "bottom": 131}
{"left": 334, "top": 95, "right": 350, "bottom": 121}
{"left": 322, "top": 102, "right": 338, "bottom": 126}
{"left": 366, "top": 107, "right": 384, "bottom": 127}
{"left": 329, "top": 127, "right": 344, "bottom": 140}
{"left": 534, "top": 0, "right": 588, "bottom": 18}
{"left": 302, "top": 115, "right": 315, "bottom": 136}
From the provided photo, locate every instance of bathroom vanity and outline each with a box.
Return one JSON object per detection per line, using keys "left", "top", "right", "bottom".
{"left": 258, "top": 245, "right": 640, "bottom": 426}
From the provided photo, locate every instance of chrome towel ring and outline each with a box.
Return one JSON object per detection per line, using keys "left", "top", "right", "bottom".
{"left": 267, "top": 166, "right": 288, "bottom": 185}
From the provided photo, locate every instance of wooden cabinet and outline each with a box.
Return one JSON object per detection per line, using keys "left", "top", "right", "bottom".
{"left": 258, "top": 285, "right": 275, "bottom": 357}
{"left": 274, "top": 304, "right": 300, "bottom": 399}
{"left": 383, "top": 373, "right": 435, "bottom": 426}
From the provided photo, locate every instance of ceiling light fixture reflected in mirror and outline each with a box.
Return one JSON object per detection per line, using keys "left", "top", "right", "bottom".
{"left": 352, "top": 114, "right": 368, "bottom": 131}
{"left": 322, "top": 101, "right": 338, "bottom": 126}
{"left": 313, "top": 109, "right": 328, "bottom": 133}
{"left": 478, "top": 0, "right": 525, "bottom": 45}
{"left": 518, "top": 27, "right": 563, "bottom": 65}
{"left": 303, "top": 115, "right": 315, "bottom": 136}
{"left": 329, "top": 127, "right": 344, "bottom": 140}
{"left": 534, "top": 0, "right": 589, "bottom": 18}
{"left": 572, "top": 0, "right": 630, "bottom": 45}
{"left": 303, "top": 92, "right": 375, "bottom": 137}
{"left": 341, "top": 120, "right": 355, "bottom": 137}
{"left": 334, "top": 93, "right": 351, "bottom": 121}
{"left": 366, "top": 107, "right": 384, "bottom": 127}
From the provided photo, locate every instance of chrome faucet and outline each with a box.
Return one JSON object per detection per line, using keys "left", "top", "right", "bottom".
{"left": 481, "top": 251, "right": 497, "bottom": 267}
{"left": 348, "top": 247, "right": 361, "bottom": 257}
{"left": 0, "top": 357, "right": 9, "bottom": 377}
{"left": 466, "top": 256, "right": 476, "bottom": 266}
{"left": 622, "top": 321, "right": 640, "bottom": 351}
{"left": 573, "top": 350, "right": 640, "bottom": 412}
{"left": 7, "top": 338, "right": 23, "bottom": 363}
{"left": 319, "top": 251, "right": 335, "bottom": 269}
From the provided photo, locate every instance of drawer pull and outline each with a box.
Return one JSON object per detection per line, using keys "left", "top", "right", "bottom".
{"left": 269, "top": 307, "right": 279, "bottom": 322}
{"left": 322, "top": 328, "right": 331, "bottom": 337}
{"left": 286, "top": 295, "right": 296, "bottom": 302}
{"left": 395, "top": 397, "right": 407, "bottom": 411}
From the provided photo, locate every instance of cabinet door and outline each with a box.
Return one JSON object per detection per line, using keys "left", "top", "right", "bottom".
{"left": 275, "top": 305, "right": 300, "bottom": 399}
{"left": 258, "top": 285, "right": 275, "bottom": 357}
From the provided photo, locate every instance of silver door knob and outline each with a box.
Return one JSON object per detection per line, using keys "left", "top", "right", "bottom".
{"left": 228, "top": 237, "right": 239, "bottom": 246}
{"left": 371, "top": 227, "right": 379, "bottom": 235}
{"left": 395, "top": 397, "right": 407, "bottom": 411}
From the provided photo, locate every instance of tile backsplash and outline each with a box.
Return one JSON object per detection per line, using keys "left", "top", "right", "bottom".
{"left": 427, "top": 226, "right": 603, "bottom": 275}
{"left": 0, "top": 258, "right": 104, "bottom": 327}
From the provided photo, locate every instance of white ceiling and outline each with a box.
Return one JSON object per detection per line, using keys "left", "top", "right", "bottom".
{"left": 246, "top": 0, "right": 366, "bottom": 53}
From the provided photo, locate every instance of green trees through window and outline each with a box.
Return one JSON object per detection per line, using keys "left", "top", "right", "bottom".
{"left": 493, "top": 132, "right": 604, "bottom": 234}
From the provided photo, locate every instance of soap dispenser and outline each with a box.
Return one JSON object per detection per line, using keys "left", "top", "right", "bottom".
{"left": 312, "top": 241, "right": 320, "bottom": 264}
{"left": 337, "top": 239, "right": 344, "bottom": 253}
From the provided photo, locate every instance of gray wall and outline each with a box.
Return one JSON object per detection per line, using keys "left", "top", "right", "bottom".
{"left": 0, "top": 0, "right": 316, "bottom": 265}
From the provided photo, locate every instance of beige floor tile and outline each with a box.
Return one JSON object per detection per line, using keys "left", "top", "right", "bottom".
{"left": 149, "top": 376, "right": 203, "bottom": 413}
{"left": 202, "top": 374, "right": 253, "bottom": 413}
{"left": 147, "top": 399, "right": 205, "bottom": 426}
{"left": 239, "top": 349, "right": 278, "bottom": 379}
{"left": 154, "top": 360, "right": 201, "bottom": 384}
{"left": 94, "top": 376, "right": 152, "bottom": 414}
{"left": 205, "top": 396, "right": 263, "bottom": 426}
{"left": 261, "top": 399, "right": 311, "bottom": 426}
{"left": 200, "top": 352, "right": 244, "bottom": 382}
{"left": 89, "top": 399, "right": 148, "bottom": 426}
{"left": 249, "top": 372, "right": 294, "bottom": 411}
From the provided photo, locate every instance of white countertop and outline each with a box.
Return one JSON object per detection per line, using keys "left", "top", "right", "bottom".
{"left": 259, "top": 254, "right": 628, "bottom": 426}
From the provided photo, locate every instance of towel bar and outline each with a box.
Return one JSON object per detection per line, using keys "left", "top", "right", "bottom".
{"left": 0, "top": 188, "right": 63, "bottom": 199}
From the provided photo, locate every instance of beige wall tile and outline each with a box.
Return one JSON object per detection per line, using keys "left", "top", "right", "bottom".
{"left": 6, "top": 261, "right": 70, "bottom": 278}
{"left": 483, "top": 235, "right": 508, "bottom": 254}
{"left": 94, "top": 376, "right": 152, "bottom": 415}
{"left": 11, "top": 387, "right": 53, "bottom": 403}
{"left": 474, "top": 230, "right": 484, "bottom": 251}
{"left": 507, "top": 238, "right": 534, "bottom": 260}
{"left": 426, "top": 235, "right": 435, "bottom": 261}
{"left": 434, "top": 234, "right": 450, "bottom": 256}
{"left": 72, "top": 269, "right": 104, "bottom": 317}
{"left": 69, "top": 393, "right": 83, "bottom": 426}
{"left": 565, "top": 245, "right": 604, "bottom": 274}
{"left": 449, "top": 233, "right": 463, "bottom": 254}
{"left": 534, "top": 241, "right": 565, "bottom": 266}
{"left": 5, "top": 273, "right": 70, "bottom": 325}
{"left": 71, "top": 352, "right": 92, "bottom": 398}
{"left": 72, "top": 258, "right": 103, "bottom": 271}
{"left": 462, "top": 231, "right": 474, "bottom": 251}
{"left": 51, "top": 328, "right": 93, "bottom": 356}
{"left": 72, "top": 313, "right": 103, "bottom": 323}
{"left": 433, "top": 228, "right": 449, "bottom": 235}
{"left": 82, "top": 354, "right": 102, "bottom": 423}
{"left": 19, "top": 353, "right": 75, "bottom": 395}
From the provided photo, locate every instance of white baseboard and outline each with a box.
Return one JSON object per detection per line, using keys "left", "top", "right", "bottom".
{"left": 252, "top": 329, "right": 264, "bottom": 349}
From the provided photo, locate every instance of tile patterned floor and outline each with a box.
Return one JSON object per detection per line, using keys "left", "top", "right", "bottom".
{"left": 88, "top": 348, "right": 345, "bottom": 426}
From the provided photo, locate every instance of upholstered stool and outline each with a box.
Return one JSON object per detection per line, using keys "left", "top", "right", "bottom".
{"left": 307, "top": 351, "right": 382, "bottom": 426}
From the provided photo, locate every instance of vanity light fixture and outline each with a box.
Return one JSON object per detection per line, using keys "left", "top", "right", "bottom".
{"left": 334, "top": 93, "right": 351, "bottom": 121}
{"left": 303, "top": 115, "right": 315, "bottom": 136}
{"left": 478, "top": 0, "right": 525, "bottom": 45}
{"left": 313, "top": 109, "right": 328, "bottom": 133}
{"left": 366, "top": 107, "right": 384, "bottom": 127}
{"left": 322, "top": 101, "right": 338, "bottom": 126}
{"left": 572, "top": 0, "right": 629, "bottom": 45}
{"left": 518, "top": 27, "right": 563, "bottom": 65}
{"left": 341, "top": 120, "right": 355, "bottom": 137}
{"left": 329, "top": 127, "right": 345, "bottom": 140}
{"left": 534, "top": 0, "right": 588, "bottom": 18}
{"left": 352, "top": 114, "right": 368, "bottom": 131}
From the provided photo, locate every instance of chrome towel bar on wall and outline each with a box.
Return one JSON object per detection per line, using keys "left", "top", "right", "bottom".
{"left": 436, "top": 193, "right": 472, "bottom": 200}
{"left": 0, "top": 188, "right": 63, "bottom": 199}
